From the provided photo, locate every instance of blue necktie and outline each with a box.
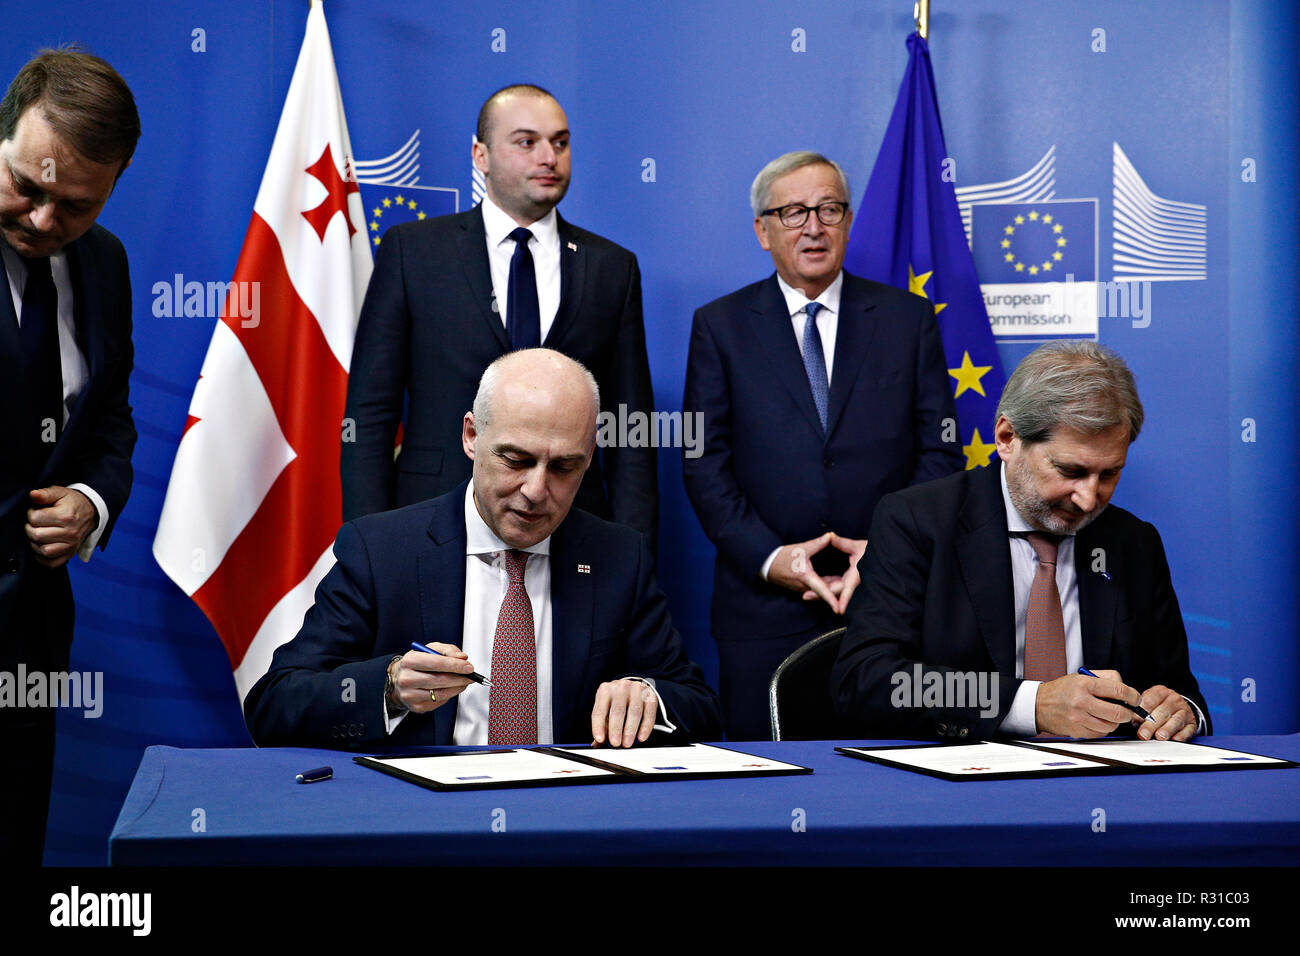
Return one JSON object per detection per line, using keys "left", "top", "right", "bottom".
{"left": 506, "top": 227, "right": 540, "bottom": 350}
{"left": 18, "top": 255, "right": 62, "bottom": 475}
{"left": 801, "top": 302, "right": 829, "bottom": 431}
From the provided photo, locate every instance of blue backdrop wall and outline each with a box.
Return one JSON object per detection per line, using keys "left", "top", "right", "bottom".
{"left": 1, "top": 0, "right": 1295, "bottom": 865}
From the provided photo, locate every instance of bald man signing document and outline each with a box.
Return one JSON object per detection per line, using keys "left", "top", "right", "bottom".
{"left": 246, "top": 349, "right": 719, "bottom": 748}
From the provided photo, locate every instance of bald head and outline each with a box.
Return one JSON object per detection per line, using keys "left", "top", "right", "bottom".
{"left": 463, "top": 349, "right": 600, "bottom": 548}
{"left": 472, "top": 348, "right": 599, "bottom": 433}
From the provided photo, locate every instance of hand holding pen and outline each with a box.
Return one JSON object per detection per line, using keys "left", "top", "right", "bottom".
{"left": 1078, "top": 668, "right": 1200, "bottom": 741}
{"left": 385, "top": 642, "right": 488, "bottom": 714}
{"left": 411, "top": 642, "right": 491, "bottom": 686}
{"left": 1034, "top": 667, "right": 1144, "bottom": 738}
{"left": 1078, "top": 667, "right": 1156, "bottom": 724}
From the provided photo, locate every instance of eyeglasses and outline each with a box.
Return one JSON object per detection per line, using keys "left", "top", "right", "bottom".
{"left": 760, "top": 201, "right": 849, "bottom": 228}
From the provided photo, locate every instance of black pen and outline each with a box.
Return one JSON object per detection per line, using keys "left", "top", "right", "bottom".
{"left": 296, "top": 765, "right": 332, "bottom": 784}
{"left": 1078, "top": 667, "right": 1156, "bottom": 723}
{"left": 410, "top": 641, "right": 492, "bottom": 687}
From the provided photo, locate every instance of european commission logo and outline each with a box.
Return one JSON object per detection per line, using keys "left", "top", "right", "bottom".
{"left": 972, "top": 201, "right": 1095, "bottom": 283}
{"left": 353, "top": 130, "right": 460, "bottom": 246}
{"left": 957, "top": 143, "right": 1206, "bottom": 341}
{"left": 971, "top": 199, "right": 1099, "bottom": 341}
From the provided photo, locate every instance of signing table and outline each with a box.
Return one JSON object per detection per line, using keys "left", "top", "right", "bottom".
{"left": 108, "top": 735, "right": 1300, "bottom": 866}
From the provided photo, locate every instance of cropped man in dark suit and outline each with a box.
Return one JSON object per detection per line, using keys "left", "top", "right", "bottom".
{"left": 247, "top": 349, "right": 719, "bottom": 749}
{"left": 833, "top": 342, "right": 1209, "bottom": 741}
{"left": 342, "top": 84, "right": 657, "bottom": 547}
{"left": 0, "top": 48, "right": 139, "bottom": 864}
{"left": 683, "top": 151, "right": 960, "bottom": 739}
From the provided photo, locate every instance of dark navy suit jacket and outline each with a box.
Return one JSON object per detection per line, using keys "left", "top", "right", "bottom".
{"left": 0, "top": 225, "right": 135, "bottom": 660}
{"left": 341, "top": 205, "right": 657, "bottom": 545}
{"left": 832, "top": 463, "right": 1211, "bottom": 740}
{"left": 682, "top": 271, "right": 961, "bottom": 643}
{"left": 244, "top": 483, "right": 721, "bottom": 749}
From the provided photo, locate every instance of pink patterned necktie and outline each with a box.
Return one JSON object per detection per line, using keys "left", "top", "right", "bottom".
{"left": 488, "top": 549, "right": 538, "bottom": 744}
{"left": 1024, "top": 532, "right": 1067, "bottom": 681}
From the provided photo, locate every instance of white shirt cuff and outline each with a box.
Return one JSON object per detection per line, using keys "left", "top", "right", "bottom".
{"left": 760, "top": 547, "right": 782, "bottom": 581}
{"left": 1182, "top": 694, "right": 1208, "bottom": 735}
{"left": 68, "top": 482, "right": 108, "bottom": 562}
{"left": 1000, "top": 680, "right": 1041, "bottom": 736}
{"left": 383, "top": 704, "right": 408, "bottom": 736}
{"left": 623, "top": 675, "right": 676, "bottom": 734}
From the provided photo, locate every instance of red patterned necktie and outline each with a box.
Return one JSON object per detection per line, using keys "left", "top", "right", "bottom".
{"left": 1024, "top": 532, "right": 1067, "bottom": 681}
{"left": 488, "top": 549, "right": 538, "bottom": 744}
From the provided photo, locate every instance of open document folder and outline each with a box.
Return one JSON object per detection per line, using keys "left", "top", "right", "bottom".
{"left": 837, "top": 739, "right": 1297, "bottom": 781}
{"left": 356, "top": 743, "right": 812, "bottom": 792}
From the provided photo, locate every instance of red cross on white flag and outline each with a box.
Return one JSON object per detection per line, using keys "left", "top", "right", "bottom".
{"left": 153, "top": 1, "right": 372, "bottom": 700}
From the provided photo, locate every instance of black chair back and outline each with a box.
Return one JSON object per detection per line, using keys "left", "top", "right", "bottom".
{"left": 768, "top": 627, "right": 846, "bottom": 741}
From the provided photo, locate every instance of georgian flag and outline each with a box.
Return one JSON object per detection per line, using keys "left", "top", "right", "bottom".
{"left": 153, "top": 1, "right": 371, "bottom": 699}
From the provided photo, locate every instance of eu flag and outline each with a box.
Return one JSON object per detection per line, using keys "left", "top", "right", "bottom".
{"left": 970, "top": 200, "right": 1097, "bottom": 283}
{"left": 844, "top": 33, "right": 1006, "bottom": 470}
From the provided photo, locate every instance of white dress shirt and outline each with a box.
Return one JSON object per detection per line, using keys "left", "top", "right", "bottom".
{"left": 777, "top": 270, "right": 842, "bottom": 387}
{"left": 385, "top": 485, "right": 672, "bottom": 743}
{"left": 759, "top": 271, "right": 845, "bottom": 581}
{"left": 479, "top": 194, "right": 561, "bottom": 341}
{"left": 997, "top": 461, "right": 1205, "bottom": 735}
{"left": 3, "top": 243, "right": 109, "bottom": 559}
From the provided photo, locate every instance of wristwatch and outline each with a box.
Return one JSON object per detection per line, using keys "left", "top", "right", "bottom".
{"left": 384, "top": 655, "right": 407, "bottom": 716}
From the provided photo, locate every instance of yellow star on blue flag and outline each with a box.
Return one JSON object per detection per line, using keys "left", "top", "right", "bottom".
{"left": 845, "top": 32, "right": 1006, "bottom": 468}
{"left": 949, "top": 351, "right": 993, "bottom": 398}
{"left": 358, "top": 183, "right": 457, "bottom": 246}
{"left": 963, "top": 427, "right": 998, "bottom": 470}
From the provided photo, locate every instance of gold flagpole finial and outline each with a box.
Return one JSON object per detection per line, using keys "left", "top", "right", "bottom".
{"left": 914, "top": 0, "right": 930, "bottom": 40}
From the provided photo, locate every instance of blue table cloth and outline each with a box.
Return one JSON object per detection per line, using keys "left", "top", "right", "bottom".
{"left": 108, "top": 735, "right": 1300, "bottom": 866}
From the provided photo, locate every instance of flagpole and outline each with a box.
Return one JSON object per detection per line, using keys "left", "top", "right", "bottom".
{"left": 914, "top": 0, "right": 930, "bottom": 39}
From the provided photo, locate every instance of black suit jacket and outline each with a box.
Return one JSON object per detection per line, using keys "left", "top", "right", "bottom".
{"left": 682, "top": 271, "right": 961, "bottom": 641}
{"left": 243, "top": 483, "right": 721, "bottom": 749}
{"left": 0, "top": 225, "right": 135, "bottom": 658}
{"left": 341, "top": 205, "right": 657, "bottom": 544}
{"left": 831, "top": 463, "right": 1210, "bottom": 740}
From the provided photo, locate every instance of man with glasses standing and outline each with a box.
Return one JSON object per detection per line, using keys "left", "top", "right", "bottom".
{"left": 683, "top": 151, "right": 960, "bottom": 740}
